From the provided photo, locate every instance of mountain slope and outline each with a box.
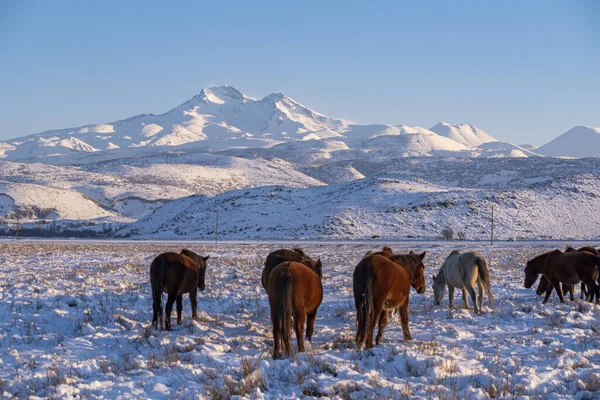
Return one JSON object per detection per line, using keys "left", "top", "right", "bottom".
{"left": 536, "top": 126, "right": 600, "bottom": 157}
{"left": 2, "top": 86, "right": 350, "bottom": 161}
{"left": 120, "top": 174, "right": 600, "bottom": 241}
{"left": 430, "top": 122, "right": 496, "bottom": 147}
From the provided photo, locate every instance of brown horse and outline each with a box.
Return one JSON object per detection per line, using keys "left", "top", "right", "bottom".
{"left": 151, "top": 249, "right": 209, "bottom": 330}
{"left": 354, "top": 252, "right": 426, "bottom": 349}
{"left": 536, "top": 246, "right": 600, "bottom": 300}
{"left": 268, "top": 259, "right": 323, "bottom": 359}
{"left": 261, "top": 248, "right": 314, "bottom": 291}
{"left": 525, "top": 250, "right": 600, "bottom": 304}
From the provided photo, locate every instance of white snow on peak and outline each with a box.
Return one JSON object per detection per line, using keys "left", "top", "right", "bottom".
{"left": 536, "top": 126, "right": 600, "bottom": 158}
{"left": 430, "top": 122, "right": 497, "bottom": 147}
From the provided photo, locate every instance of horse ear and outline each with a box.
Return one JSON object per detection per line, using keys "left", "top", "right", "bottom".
{"left": 419, "top": 251, "right": 427, "bottom": 260}
{"left": 203, "top": 256, "right": 210, "bottom": 261}
{"left": 316, "top": 259, "right": 322, "bottom": 269}
{"left": 432, "top": 274, "right": 436, "bottom": 281}
{"left": 409, "top": 250, "right": 414, "bottom": 254}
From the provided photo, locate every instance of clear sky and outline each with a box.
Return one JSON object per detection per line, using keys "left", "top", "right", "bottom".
{"left": 0, "top": 1, "right": 598, "bottom": 145}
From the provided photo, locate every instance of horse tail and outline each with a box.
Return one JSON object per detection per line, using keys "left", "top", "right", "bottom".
{"left": 273, "top": 272, "right": 294, "bottom": 357}
{"left": 476, "top": 256, "right": 496, "bottom": 308}
{"left": 150, "top": 255, "right": 167, "bottom": 327}
{"left": 354, "top": 260, "right": 374, "bottom": 349}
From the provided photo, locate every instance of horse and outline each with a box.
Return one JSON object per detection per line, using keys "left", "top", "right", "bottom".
{"left": 150, "top": 249, "right": 209, "bottom": 330}
{"left": 524, "top": 250, "right": 600, "bottom": 304}
{"left": 364, "top": 246, "right": 415, "bottom": 318}
{"left": 536, "top": 246, "right": 600, "bottom": 300}
{"left": 262, "top": 248, "right": 315, "bottom": 292}
{"left": 268, "top": 258, "right": 323, "bottom": 359}
{"left": 432, "top": 250, "right": 495, "bottom": 314}
{"left": 354, "top": 252, "right": 426, "bottom": 349}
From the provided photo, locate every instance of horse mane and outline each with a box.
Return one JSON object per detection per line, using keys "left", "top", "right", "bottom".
{"left": 565, "top": 246, "right": 576, "bottom": 252}
{"left": 388, "top": 254, "right": 421, "bottom": 282}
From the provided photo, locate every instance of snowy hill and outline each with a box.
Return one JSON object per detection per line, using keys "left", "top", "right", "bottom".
{"left": 120, "top": 174, "right": 600, "bottom": 241}
{"left": 430, "top": 122, "right": 497, "bottom": 147}
{"left": 0, "top": 154, "right": 323, "bottom": 224}
{"left": 536, "top": 126, "right": 600, "bottom": 157}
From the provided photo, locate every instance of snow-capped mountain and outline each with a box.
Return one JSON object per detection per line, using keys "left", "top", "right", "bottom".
{"left": 536, "top": 126, "right": 600, "bottom": 158}
{"left": 1, "top": 85, "right": 550, "bottom": 163}
{"left": 429, "top": 122, "right": 497, "bottom": 147}
{"left": 2, "top": 86, "right": 350, "bottom": 162}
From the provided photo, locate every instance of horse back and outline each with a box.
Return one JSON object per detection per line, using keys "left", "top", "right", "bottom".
{"left": 153, "top": 252, "right": 200, "bottom": 295}
{"left": 269, "top": 261, "right": 322, "bottom": 312}
{"left": 545, "top": 251, "right": 599, "bottom": 283}
{"left": 262, "top": 249, "right": 311, "bottom": 290}
{"left": 577, "top": 246, "right": 600, "bottom": 255}
{"left": 366, "top": 255, "right": 411, "bottom": 297}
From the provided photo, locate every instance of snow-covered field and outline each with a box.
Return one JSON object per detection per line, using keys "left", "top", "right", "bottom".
{"left": 1, "top": 241, "right": 599, "bottom": 399}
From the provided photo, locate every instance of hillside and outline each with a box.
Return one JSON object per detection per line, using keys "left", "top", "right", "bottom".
{"left": 120, "top": 174, "right": 600, "bottom": 241}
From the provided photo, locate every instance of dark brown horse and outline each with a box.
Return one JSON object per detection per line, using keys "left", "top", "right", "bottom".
{"left": 268, "top": 259, "right": 323, "bottom": 359}
{"left": 536, "top": 246, "right": 600, "bottom": 300}
{"left": 525, "top": 250, "right": 600, "bottom": 304}
{"left": 354, "top": 252, "right": 426, "bottom": 349}
{"left": 261, "top": 248, "right": 314, "bottom": 291}
{"left": 151, "top": 249, "right": 209, "bottom": 330}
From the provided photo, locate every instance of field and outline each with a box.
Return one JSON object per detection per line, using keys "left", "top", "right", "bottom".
{"left": 0, "top": 241, "right": 599, "bottom": 399}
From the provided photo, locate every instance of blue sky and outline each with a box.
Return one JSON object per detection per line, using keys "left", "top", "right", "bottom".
{"left": 0, "top": 1, "right": 598, "bottom": 145}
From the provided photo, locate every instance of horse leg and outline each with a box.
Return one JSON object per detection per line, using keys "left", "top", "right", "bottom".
{"left": 375, "top": 309, "right": 388, "bottom": 346}
{"left": 176, "top": 295, "right": 183, "bottom": 325}
{"left": 306, "top": 311, "right": 317, "bottom": 342}
{"left": 447, "top": 286, "right": 455, "bottom": 309}
{"left": 295, "top": 311, "right": 307, "bottom": 353}
{"left": 564, "top": 284, "right": 574, "bottom": 302}
{"left": 461, "top": 287, "right": 469, "bottom": 309}
{"left": 585, "top": 281, "right": 599, "bottom": 304}
{"left": 477, "top": 279, "right": 484, "bottom": 308}
{"left": 551, "top": 279, "right": 565, "bottom": 304}
{"left": 367, "top": 299, "right": 385, "bottom": 349}
{"left": 542, "top": 284, "right": 554, "bottom": 304}
{"left": 152, "top": 299, "right": 159, "bottom": 327}
{"left": 272, "top": 316, "right": 281, "bottom": 359}
{"left": 580, "top": 283, "right": 586, "bottom": 300}
{"left": 190, "top": 288, "right": 198, "bottom": 320}
{"left": 399, "top": 299, "right": 412, "bottom": 341}
{"left": 165, "top": 294, "right": 176, "bottom": 331}
{"left": 466, "top": 285, "right": 479, "bottom": 314}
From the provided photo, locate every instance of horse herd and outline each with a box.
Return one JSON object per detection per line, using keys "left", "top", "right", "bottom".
{"left": 149, "top": 245, "right": 600, "bottom": 359}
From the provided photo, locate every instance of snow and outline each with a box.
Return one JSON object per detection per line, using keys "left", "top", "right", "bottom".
{"left": 1, "top": 241, "right": 599, "bottom": 399}
{"left": 4, "top": 85, "right": 586, "bottom": 163}
{"left": 430, "top": 122, "right": 497, "bottom": 148}
{"left": 536, "top": 126, "right": 600, "bottom": 158}
{"left": 120, "top": 174, "right": 600, "bottom": 241}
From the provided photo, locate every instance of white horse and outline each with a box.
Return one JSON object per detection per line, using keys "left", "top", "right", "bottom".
{"left": 432, "top": 250, "right": 495, "bottom": 314}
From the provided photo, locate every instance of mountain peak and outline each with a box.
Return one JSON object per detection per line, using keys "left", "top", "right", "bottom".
{"left": 430, "top": 122, "right": 496, "bottom": 148}
{"left": 261, "top": 92, "right": 289, "bottom": 103}
{"left": 195, "top": 85, "right": 246, "bottom": 104}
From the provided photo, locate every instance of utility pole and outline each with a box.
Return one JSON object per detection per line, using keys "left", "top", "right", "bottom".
{"left": 490, "top": 203, "right": 494, "bottom": 245}
{"left": 16, "top": 220, "right": 21, "bottom": 241}
{"left": 215, "top": 209, "right": 219, "bottom": 243}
